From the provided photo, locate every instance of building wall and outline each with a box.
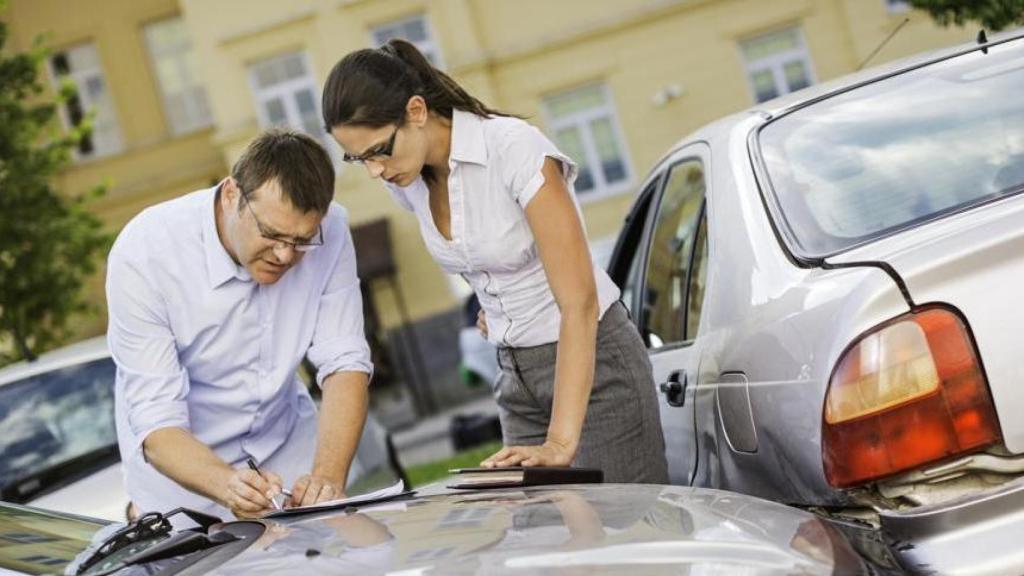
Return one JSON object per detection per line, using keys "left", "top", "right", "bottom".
{"left": 6, "top": 0, "right": 228, "bottom": 339}
{"left": 6, "top": 0, "right": 978, "bottom": 341}
{"left": 176, "top": 0, "right": 972, "bottom": 332}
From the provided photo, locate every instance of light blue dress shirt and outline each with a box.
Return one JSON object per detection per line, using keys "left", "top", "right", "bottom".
{"left": 106, "top": 183, "right": 372, "bottom": 520}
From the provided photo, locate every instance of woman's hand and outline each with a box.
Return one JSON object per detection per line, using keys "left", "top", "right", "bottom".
{"left": 481, "top": 439, "right": 576, "bottom": 468}
{"left": 290, "top": 474, "right": 346, "bottom": 507}
{"left": 477, "top": 309, "right": 488, "bottom": 339}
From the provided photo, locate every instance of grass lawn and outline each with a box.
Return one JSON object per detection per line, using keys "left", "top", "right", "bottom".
{"left": 405, "top": 441, "right": 504, "bottom": 488}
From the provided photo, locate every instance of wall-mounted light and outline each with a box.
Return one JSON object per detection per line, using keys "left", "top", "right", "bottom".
{"left": 652, "top": 83, "right": 685, "bottom": 107}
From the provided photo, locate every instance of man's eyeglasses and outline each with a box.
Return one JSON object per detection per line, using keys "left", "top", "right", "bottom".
{"left": 239, "top": 190, "right": 323, "bottom": 252}
{"left": 342, "top": 125, "right": 399, "bottom": 165}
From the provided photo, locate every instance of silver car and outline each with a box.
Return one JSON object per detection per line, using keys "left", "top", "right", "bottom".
{"left": 606, "top": 31, "right": 1024, "bottom": 575}
{"left": 2, "top": 483, "right": 891, "bottom": 575}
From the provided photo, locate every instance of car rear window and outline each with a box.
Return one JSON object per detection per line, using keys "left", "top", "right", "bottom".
{"left": 758, "top": 40, "right": 1024, "bottom": 257}
{"left": 0, "top": 359, "right": 117, "bottom": 495}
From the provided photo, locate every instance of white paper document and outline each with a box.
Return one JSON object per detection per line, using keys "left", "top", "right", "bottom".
{"left": 264, "top": 479, "right": 411, "bottom": 518}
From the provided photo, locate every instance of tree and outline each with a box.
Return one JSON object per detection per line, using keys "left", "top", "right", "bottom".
{"left": 908, "top": 0, "right": 1024, "bottom": 32}
{"left": 0, "top": 2, "right": 111, "bottom": 365}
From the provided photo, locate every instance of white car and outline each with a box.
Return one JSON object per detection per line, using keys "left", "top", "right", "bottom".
{"left": 0, "top": 337, "right": 403, "bottom": 522}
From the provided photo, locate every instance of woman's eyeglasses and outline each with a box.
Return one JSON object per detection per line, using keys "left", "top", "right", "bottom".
{"left": 343, "top": 125, "right": 399, "bottom": 164}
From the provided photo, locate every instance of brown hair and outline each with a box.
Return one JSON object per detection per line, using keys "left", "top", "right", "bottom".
{"left": 231, "top": 128, "right": 335, "bottom": 214}
{"left": 322, "top": 38, "right": 516, "bottom": 130}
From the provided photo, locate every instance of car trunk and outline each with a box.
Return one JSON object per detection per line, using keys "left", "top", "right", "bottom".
{"left": 826, "top": 193, "right": 1024, "bottom": 454}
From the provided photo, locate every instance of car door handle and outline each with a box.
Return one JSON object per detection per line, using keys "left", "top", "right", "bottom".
{"left": 658, "top": 370, "right": 688, "bottom": 408}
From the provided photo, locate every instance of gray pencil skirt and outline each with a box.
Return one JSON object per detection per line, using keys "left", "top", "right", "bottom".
{"left": 494, "top": 301, "right": 669, "bottom": 484}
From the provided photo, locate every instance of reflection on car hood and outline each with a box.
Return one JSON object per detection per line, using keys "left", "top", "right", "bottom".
{"left": 208, "top": 484, "right": 863, "bottom": 575}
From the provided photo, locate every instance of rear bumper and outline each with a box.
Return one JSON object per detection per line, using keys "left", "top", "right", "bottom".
{"left": 879, "top": 476, "right": 1024, "bottom": 575}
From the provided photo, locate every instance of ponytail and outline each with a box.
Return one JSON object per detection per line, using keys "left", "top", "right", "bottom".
{"left": 322, "top": 38, "right": 516, "bottom": 131}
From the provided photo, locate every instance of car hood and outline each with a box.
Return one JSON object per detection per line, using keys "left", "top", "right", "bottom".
{"left": 29, "top": 462, "right": 127, "bottom": 523}
{"left": 207, "top": 484, "right": 864, "bottom": 575}
{"left": 826, "top": 192, "right": 1024, "bottom": 454}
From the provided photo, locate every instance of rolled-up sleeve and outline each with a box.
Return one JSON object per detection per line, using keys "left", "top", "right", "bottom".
{"left": 306, "top": 222, "right": 373, "bottom": 387}
{"left": 106, "top": 242, "right": 191, "bottom": 453}
{"left": 497, "top": 123, "right": 579, "bottom": 209}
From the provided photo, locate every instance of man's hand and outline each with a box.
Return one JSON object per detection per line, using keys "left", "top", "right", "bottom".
{"left": 290, "top": 474, "right": 346, "bottom": 507}
{"left": 481, "top": 440, "right": 576, "bottom": 468}
{"left": 222, "top": 467, "right": 283, "bottom": 519}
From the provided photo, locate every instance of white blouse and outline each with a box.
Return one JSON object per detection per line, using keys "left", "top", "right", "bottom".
{"left": 384, "top": 109, "right": 621, "bottom": 347}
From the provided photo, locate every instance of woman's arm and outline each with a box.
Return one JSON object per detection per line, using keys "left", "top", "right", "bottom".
{"left": 482, "top": 157, "right": 598, "bottom": 468}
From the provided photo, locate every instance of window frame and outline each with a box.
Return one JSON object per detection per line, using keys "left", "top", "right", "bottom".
{"left": 47, "top": 42, "right": 123, "bottom": 161}
{"left": 542, "top": 82, "right": 635, "bottom": 202}
{"left": 621, "top": 144, "right": 711, "bottom": 351}
{"left": 247, "top": 51, "right": 341, "bottom": 166}
{"left": 143, "top": 15, "right": 213, "bottom": 136}
{"left": 608, "top": 175, "right": 664, "bottom": 316}
{"left": 739, "top": 25, "right": 817, "bottom": 104}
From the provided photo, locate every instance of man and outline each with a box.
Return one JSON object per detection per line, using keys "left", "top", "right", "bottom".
{"left": 106, "top": 129, "right": 372, "bottom": 522}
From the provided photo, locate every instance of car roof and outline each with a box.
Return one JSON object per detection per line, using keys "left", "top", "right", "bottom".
{"left": 0, "top": 336, "right": 110, "bottom": 387}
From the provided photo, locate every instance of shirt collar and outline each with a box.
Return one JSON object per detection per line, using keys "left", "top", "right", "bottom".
{"left": 448, "top": 109, "right": 488, "bottom": 166}
{"left": 203, "top": 180, "right": 252, "bottom": 288}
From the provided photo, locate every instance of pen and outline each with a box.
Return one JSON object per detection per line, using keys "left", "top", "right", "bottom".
{"left": 246, "top": 458, "right": 287, "bottom": 511}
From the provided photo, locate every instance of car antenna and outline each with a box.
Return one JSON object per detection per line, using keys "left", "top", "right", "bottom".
{"left": 978, "top": 29, "right": 989, "bottom": 54}
{"left": 857, "top": 17, "right": 910, "bottom": 70}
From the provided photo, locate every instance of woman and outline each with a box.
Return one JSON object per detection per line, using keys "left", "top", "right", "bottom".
{"left": 322, "top": 39, "right": 667, "bottom": 483}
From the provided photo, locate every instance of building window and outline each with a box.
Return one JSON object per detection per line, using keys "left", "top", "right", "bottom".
{"left": 887, "top": 0, "right": 911, "bottom": 13}
{"left": 371, "top": 14, "right": 444, "bottom": 68}
{"left": 544, "top": 83, "right": 632, "bottom": 197}
{"left": 740, "top": 27, "right": 815, "bottom": 103}
{"left": 144, "top": 16, "right": 212, "bottom": 135}
{"left": 248, "top": 52, "right": 337, "bottom": 162}
{"left": 49, "top": 43, "right": 122, "bottom": 159}
{"left": 437, "top": 507, "right": 492, "bottom": 529}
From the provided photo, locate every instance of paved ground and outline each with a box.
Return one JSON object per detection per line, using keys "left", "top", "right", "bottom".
{"left": 391, "top": 395, "right": 499, "bottom": 467}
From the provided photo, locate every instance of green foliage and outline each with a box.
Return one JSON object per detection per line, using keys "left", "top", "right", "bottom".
{"left": 0, "top": 8, "right": 111, "bottom": 365}
{"left": 908, "top": 0, "right": 1024, "bottom": 32}
{"left": 405, "top": 441, "right": 503, "bottom": 488}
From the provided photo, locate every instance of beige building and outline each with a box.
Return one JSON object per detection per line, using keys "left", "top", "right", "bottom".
{"left": 4, "top": 0, "right": 975, "bottom": 403}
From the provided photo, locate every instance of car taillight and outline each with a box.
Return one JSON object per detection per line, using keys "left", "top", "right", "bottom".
{"left": 822, "top": 307, "right": 1001, "bottom": 488}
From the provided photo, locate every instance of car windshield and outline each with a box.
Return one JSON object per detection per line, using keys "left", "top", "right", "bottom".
{"left": 0, "top": 358, "right": 117, "bottom": 493}
{"left": 758, "top": 39, "right": 1024, "bottom": 257}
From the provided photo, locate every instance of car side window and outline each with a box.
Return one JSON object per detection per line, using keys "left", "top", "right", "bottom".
{"left": 608, "top": 180, "right": 660, "bottom": 317}
{"left": 686, "top": 210, "right": 708, "bottom": 339}
{"left": 640, "top": 159, "right": 706, "bottom": 348}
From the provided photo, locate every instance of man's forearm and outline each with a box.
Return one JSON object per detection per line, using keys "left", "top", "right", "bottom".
{"left": 144, "top": 427, "right": 234, "bottom": 506}
{"left": 313, "top": 371, "right": 370, "bottom": 486}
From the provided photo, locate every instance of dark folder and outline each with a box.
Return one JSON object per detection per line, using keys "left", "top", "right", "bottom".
{"left": 447, "top": 466, "right": 603, "bottom": 489}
